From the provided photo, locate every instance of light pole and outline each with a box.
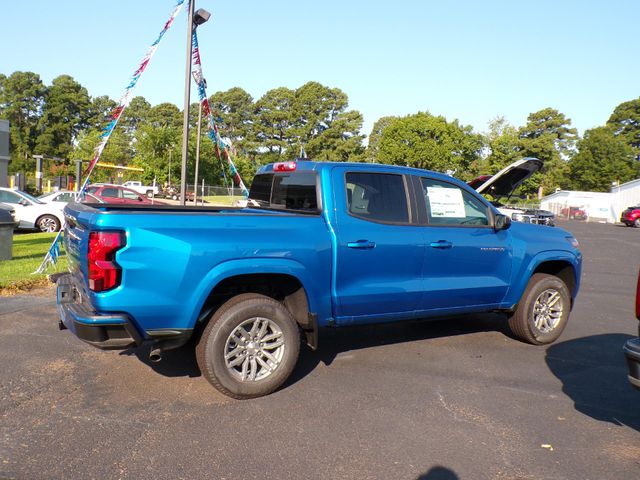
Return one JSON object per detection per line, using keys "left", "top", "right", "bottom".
{"left": 180, "top": 4, "right": 210, "bottom": 205}
{"left": 192, "top": 76, "right": 206, "bottom": 205}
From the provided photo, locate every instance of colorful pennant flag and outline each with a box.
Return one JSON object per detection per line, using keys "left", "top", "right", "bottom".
{"left": 35, "top": 0, "right": 185, "bottom": 274}
{"left": 191, "top": 30, "right": 250, "bottom": 197}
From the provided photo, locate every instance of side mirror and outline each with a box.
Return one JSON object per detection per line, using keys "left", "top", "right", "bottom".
{"left": 19, "top": 198, "right": 30, "bottom": 206}
{"left": 494, "top": 213, "right": 511, "bottom": 231}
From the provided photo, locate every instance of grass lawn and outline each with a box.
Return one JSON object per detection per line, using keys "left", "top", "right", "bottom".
{"left": 202, "top": 195, "right": 238, "bottom": 206}
{"left": 0, "top": 232, "right": 67, "bottom": 294}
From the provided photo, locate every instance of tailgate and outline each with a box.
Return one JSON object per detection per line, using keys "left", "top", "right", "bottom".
{"left": 62, "top": 202, "right": 95, "bottom": 279}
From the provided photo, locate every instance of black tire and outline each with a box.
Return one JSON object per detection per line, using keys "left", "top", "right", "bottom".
{"left": 634, "top": 219, "right": 640, "bottom": 228}
{"left": 146, "top": 190, "right": 153, "bottom": 198}
{"left": 36, "top": 215, "right": 61, "bottom": 233}
{"left": 507, "top": 273, "right": 571, "bottom": 345}
{"left": 196, "top": 293, "right": 300, "bottom": 399}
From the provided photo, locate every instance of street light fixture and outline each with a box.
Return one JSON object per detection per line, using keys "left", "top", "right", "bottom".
{"left": 193, "top": 8, "right": 211, "bottom": 26}
{"left": 180, "top": 3, "right": 210, "bottom": 205}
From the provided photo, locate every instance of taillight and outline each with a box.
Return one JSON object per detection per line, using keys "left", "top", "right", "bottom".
{"left": 273, "top": 161, "right": 297, "bottom": 172}
{"left": 88, "top": 231, "right": 125, "bottom": 292}
{"left": 636, "top": 270, "right": 640, "bottom": 321}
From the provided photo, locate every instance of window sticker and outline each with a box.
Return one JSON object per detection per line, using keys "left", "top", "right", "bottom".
{"left": 427, "top": 186, "right": 465, "bottom": 217}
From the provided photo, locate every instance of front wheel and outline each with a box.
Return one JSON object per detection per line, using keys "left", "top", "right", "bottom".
{"left": 36, "top": 215, "right": 61, "bottom": 233}
{"left": 196, "top": 293, "right": 300, "bottom": 399}
{"left": 634, "top": 219, "right": 640, "bottom": 228}
{"left": 507, "top": 273, "right": 571, "bottom": 345}
{"left": 146, "top": 190, "right": 154, "bottom": 198}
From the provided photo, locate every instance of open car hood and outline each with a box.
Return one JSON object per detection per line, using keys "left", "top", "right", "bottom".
{"left": 470, "top": 157, "right": 543, "bottom": 197}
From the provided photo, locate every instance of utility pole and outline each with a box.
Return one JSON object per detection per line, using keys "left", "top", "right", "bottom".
{"left": 193, "top": 86, "right": 204, "bottom": 205}
{"left": 179, "top": 0, "right": 195, "bottom": 205}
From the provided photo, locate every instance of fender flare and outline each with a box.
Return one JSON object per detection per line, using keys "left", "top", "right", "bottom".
{"left": 186, "top": 258, "right": 319, "bottom": 328}
{"left": 505, "top": 249, "right": 580, "bottom": 307}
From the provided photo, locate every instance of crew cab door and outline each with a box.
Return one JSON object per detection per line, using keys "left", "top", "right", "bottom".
{"left": 331, "top": 167, "right": 424, "bottom": 323}
{"left": 417, "top": 176, "right": 512, "bottom": 312}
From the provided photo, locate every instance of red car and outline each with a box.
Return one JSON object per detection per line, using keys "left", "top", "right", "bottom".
{"left": 561, "top": 206, "right": 587, "bottom": 220}
{"left": 85, "top": 185, "right": 166, "bottom": 205}
{"left": 621, "top": 206, "right": 640, "bottom": 227}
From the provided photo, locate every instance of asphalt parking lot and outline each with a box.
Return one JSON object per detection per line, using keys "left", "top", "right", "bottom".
{"left": 1, "top": 220, "right": 638, "bottom": 480}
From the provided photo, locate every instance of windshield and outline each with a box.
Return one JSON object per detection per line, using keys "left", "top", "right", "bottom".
{"left": 38, "top": 192, "right": 57, "bottom": 200}
{"left": 20, "top": 191, "right": 44, "bottom": 204}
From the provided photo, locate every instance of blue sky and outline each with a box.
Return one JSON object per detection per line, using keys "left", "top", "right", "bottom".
{"left": 1, "top": 0, "right": 639, "bottom": 139}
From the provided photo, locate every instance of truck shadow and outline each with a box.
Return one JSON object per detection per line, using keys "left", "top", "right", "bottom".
{"left": 545, "top": 333, "right": 639, "bottom": 432}
{"left": 121, "top": 342, "right": 202, "bottom": 378}
{"left": 286, "top": 313, "right": 510, "bottom": 387}
{"left": 123, "top": 313, "right": 510, "bottom": 383}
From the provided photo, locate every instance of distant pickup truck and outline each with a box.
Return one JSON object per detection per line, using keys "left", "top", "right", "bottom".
{"left": 121, "top": 181, "right": 159, "bottom": 198}
{"left": 55, "top": 160, "right": 582, "bottom": 399}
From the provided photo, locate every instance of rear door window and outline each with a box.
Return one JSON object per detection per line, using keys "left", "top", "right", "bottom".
{"left": 346, "top": 172, "right": 409, "bottom": 223}
{"left": 101, "top": 187, "right": 120, "bottom": 198}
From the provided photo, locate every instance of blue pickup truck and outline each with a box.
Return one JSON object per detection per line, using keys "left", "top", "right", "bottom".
{"left": 56, "top": 160, "right": 582, "bottom": 399}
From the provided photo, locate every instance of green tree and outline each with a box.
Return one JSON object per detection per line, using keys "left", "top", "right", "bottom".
{"left": 484, "top": 116, "right": 522, "bottom": 173}
{"left": 366, "top": 116, "right": 398, "bottom": 163}
{"left": 308, "top": 109, "right": 365, "bottom": 161}
{"left": 87, "top": 95, "right": 116, "bottom": 131}
{"left": 376, "top": 112, "right": 484, "bottom": 180}
{"left": 120, "top": 96, "right": 151, "bottom": 136}
{"left": 607, "top": 97, "right": 640, "bottom": 154}
{"left": 131, "top": 124, "right": 181, "bottom": 185}
{"left": 254, "top": 87, "right": 295, "bottom": 160}
{"left": 253, "top": 82, "right": 364, "bottom": 163}
{"left": 147, "top": 102, "right": 182, "bottom": 129}
{"left": 291, "top": 82, "right": 364, "bottom": 161}
{"left": 209, "top": 87, "right": 256, "bottom": 155}
{"left": 518, "top": 108, "right": 578, "bottom": 195}
{"left": 36, "top": 74, "right": 91, "bottom": 159}
{"left": 567, "top": 127, "right": 639, "bottom": 191}
{"left": 71, "top": 128, "right": 134, "bottom": 183}
{"left": 0, "top": 71, "right": 46, "bottom": 173}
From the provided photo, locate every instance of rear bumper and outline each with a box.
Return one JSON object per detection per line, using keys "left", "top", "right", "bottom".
{"left": 56, "top": 273, "right": 142, "bottom": 349}
{"left": 623, "top": 337, "right": 640, "bottom": 389}
{"left": 55, "top": 273, "right": 193, "bottom": 351}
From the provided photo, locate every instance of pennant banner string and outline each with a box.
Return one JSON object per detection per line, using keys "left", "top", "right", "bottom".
{"left": 191, "top": 29, "right": 250, "bottom": 198}
{"left": 81, "top": 0, "right": 186, "bottom": 191}
{"left": 35, "top": 0, "right": 186, "bottom": 274}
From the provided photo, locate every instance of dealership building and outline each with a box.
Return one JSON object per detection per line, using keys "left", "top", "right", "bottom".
{"left": 540, "top": 178, "right": 640, "bottom": 223}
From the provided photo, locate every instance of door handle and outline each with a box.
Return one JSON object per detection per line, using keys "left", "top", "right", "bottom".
{"left": 429, "top": 240, "right": 453, "bottom": 249}
{"left": 347, "top": 240, "right": 376, "bottom": 249}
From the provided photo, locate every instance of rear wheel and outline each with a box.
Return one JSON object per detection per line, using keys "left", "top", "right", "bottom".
{"left": 634, "top": 219, "right": 640, "bottom": 228}
{"left": 36, "top": 215, "right": 60, "bottom": 233}
{"left": 196, "top": 293, "right": 300, "bottom": 399}
{"left": 508, "top": 273, "right": 571, "bottom": 345}
{"left": 146, "top": 190, "right": 153, "bottom": 198}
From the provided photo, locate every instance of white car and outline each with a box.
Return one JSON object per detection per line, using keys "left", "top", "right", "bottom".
{"left": 0, "top": 187, "right": 66, "bottom": 232}
{"left": 38, "top": 190, "right": 82, "bottom": 206}
{"left": 122, "top": 181, "right": 159, "bottom": 198}
{"left": 39, "top": 190, "right": 104, "bottom": 207}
